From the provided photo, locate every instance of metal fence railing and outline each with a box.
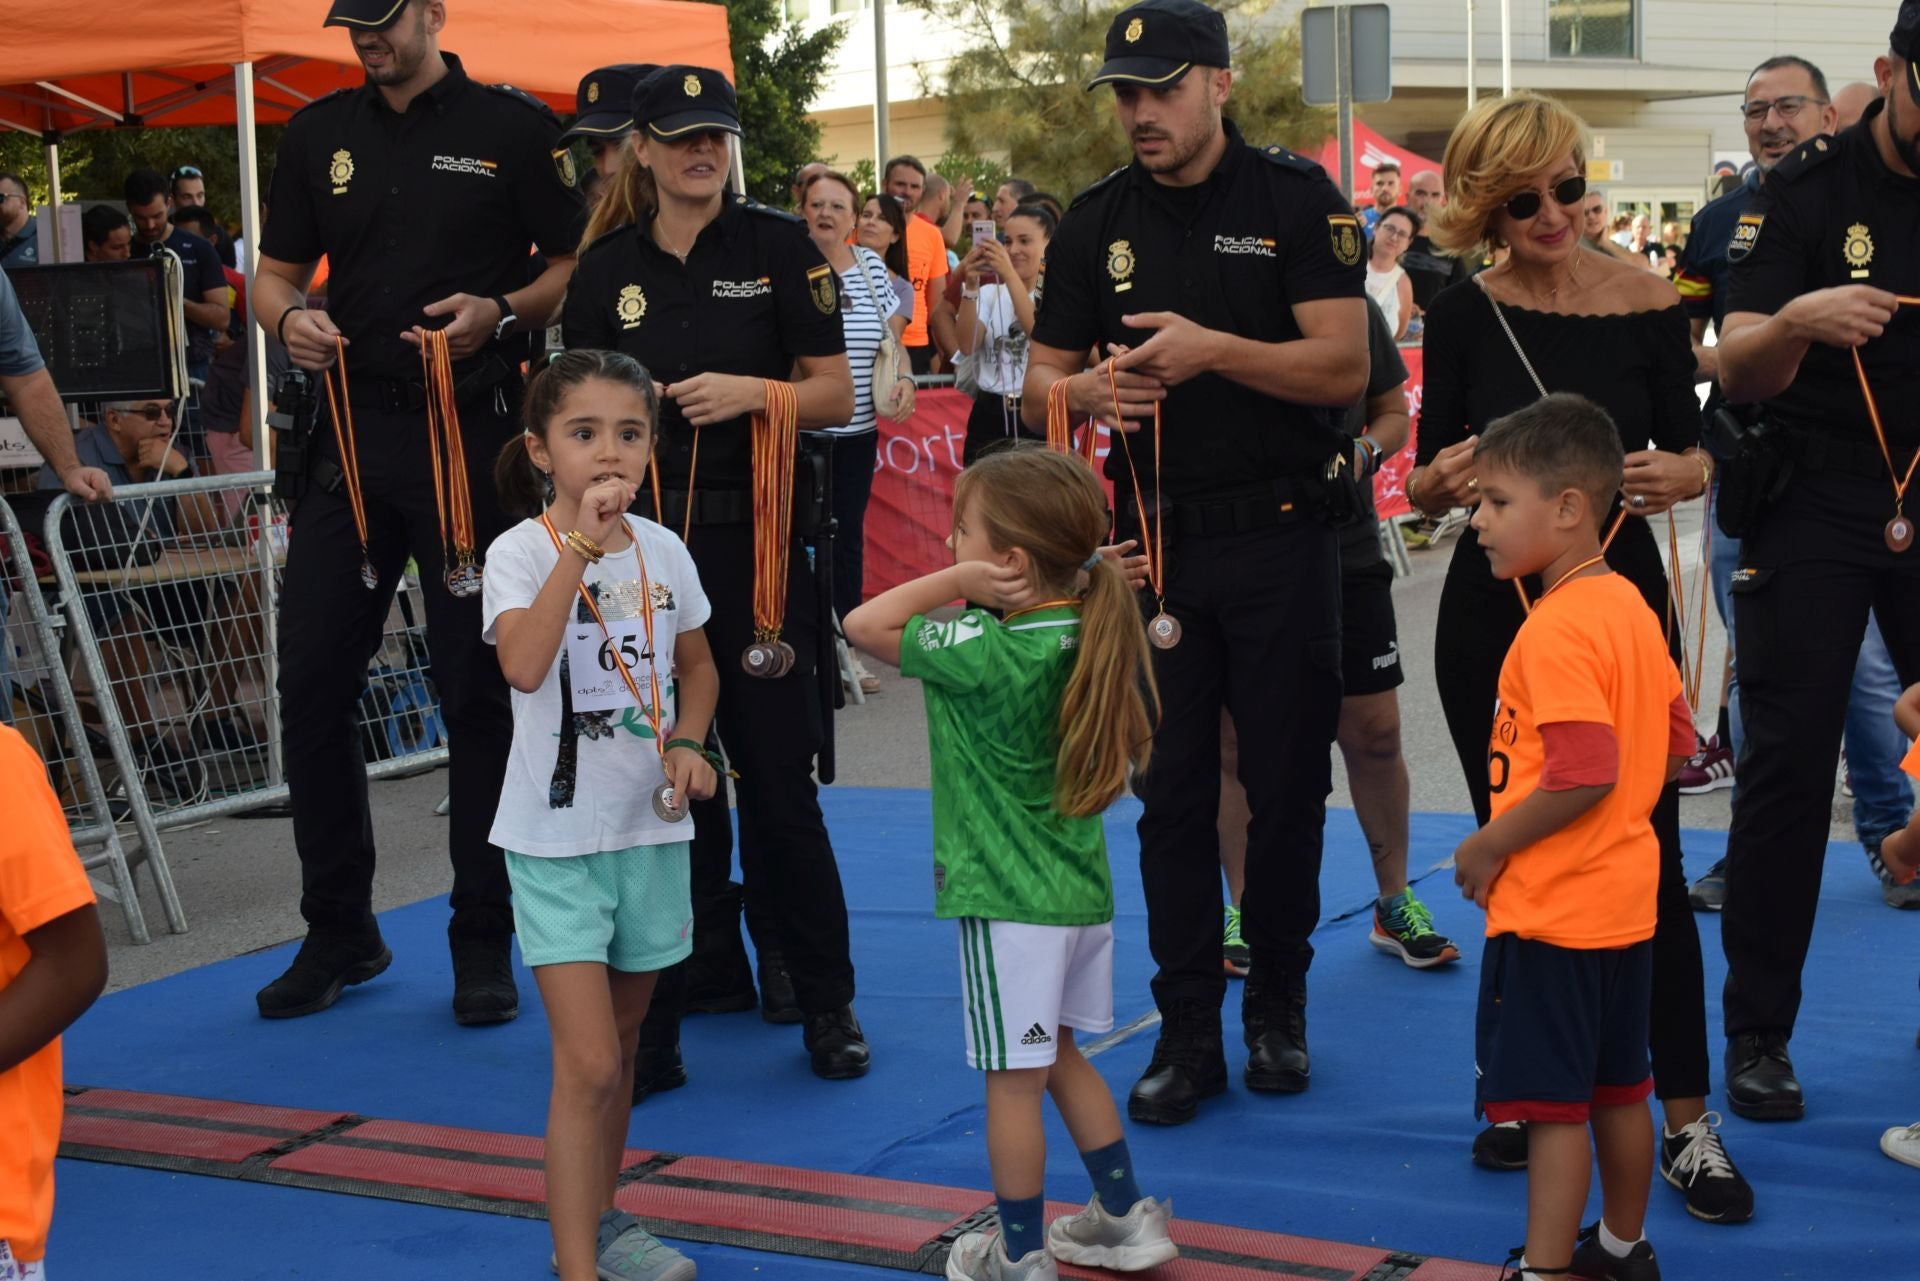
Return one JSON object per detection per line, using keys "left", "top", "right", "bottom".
{"left": 2, "top": 492, "right": 171, "bottom": 942}
{"left": 38, "top": 470, "right": 451, "bottom": 938}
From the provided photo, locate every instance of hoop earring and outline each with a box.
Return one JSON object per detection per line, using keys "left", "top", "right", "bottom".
{"left": 541, "top": 468, "right": 555, "bottom": 506}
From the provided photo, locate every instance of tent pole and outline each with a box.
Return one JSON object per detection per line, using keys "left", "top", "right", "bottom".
{"left": 873, "top": 0, "right": 891, "bottom": 177}
{"left": 42, "top": 137, "right": 64, "bottom": 261}
{"left": 234, "top": 60, "right": 269, "bottom": 470}
{"left": 728, "top": 134, "right": 746, "bottom": 198}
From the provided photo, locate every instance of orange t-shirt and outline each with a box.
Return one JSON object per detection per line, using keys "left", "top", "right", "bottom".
{"left": 1903, "top": 736, "right": 1920, "bottom": 780}
{"left": 902, "top": 214, "right": 947, "bottom": 348}
{"left": 0, "top": 726, "right": 97, "bottom": 1264}
{"left": 1485, "top": 572, "right": 1681, "bottom": 949}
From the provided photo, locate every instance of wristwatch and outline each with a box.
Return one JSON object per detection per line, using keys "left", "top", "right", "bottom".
{"left": 491, "top": 295, "right": 517, "bottom": 341}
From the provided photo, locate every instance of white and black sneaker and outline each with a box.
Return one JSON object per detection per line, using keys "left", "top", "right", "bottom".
{"left": 1472, "top": 1120, "right": 1529, "bottom": 1171}
{"left": 1660, "top": 1112, "right": 1754, "bottom": 1223}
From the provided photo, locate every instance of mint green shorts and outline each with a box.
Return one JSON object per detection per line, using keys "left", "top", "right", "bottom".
{"left": 505, "top": 843, "right": 693, "bottom": 973}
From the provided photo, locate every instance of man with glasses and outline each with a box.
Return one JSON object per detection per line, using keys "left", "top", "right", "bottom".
{"left": 0, "top": 174, "right": 37, "bottom": 268}
{"left": 1580, "top": 189, "right": 1645, "bottom": 265}
{"left": 1714, "top": 3, "right": 1920, "bottom": 1121}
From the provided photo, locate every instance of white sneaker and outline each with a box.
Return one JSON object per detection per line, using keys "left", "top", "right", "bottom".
{"left": 851, "top": 654, "right": 881, "bottom": 694}
{"left": 1881, "top": 1121, "right": 1920, "bottom": 1169}
{"left": 1046, "top": 1195, "right": 1178, "bottom": 1272}
{"left": 946, "top": 1231, "right": 1058, "bottom": 1280}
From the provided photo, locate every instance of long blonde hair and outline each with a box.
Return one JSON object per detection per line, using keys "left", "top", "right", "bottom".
{"left": 579, "top": 137, "right": 658, "bottom": 252}
{"left": 1428, "top": 91, "right": 1589, "bottom": 257}
{"left": 951, "top": 447, "right": 1159, "bottom": 818}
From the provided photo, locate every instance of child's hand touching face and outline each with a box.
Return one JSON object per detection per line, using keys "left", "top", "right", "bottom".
{"left": 577, "top": 478, "right": 638, "bottom": 547}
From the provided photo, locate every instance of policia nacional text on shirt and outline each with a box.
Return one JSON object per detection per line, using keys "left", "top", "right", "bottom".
{"left": 249, "top": 0, "right": 584, "bottom": 1026}
{"left": 1023, "top": 0, "right": 1370, "bottom": 1125}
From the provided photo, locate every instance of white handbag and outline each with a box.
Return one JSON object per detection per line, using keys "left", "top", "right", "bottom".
{"left": 852, "top": 250, "right": 914, "bottom": 422}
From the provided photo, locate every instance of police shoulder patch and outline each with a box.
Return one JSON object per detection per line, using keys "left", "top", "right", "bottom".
{"left": 1726, "top": 212, "right": 1766, "bottom": 264}
{"left": 1765, "top": 133, "right": 1838, "bottom": 185}
{"left": 1067, "top": 166, "right": 1129, "bottom": 212}
{"left": 806, "top": 262, "right": 838, "bottom": 314}
{"left": 482, "top": 82, "right": 563, "bottom": 126}
{"left": 1255, "top": 143, "right": 1328, "bottom": 180}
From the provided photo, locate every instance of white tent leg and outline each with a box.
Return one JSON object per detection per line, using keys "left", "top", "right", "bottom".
{"left": 43, "top": 139, "right": 63, "bottom": 260}
{"left": 234, "top": 61, "right": 268, "bottom": 470}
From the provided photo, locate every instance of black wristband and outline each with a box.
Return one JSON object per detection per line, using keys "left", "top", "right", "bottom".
{"left": 275, "top": 304, "right": 303, "bottom": 346}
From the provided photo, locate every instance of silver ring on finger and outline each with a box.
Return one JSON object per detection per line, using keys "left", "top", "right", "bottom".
{"left": 1630, "top": 494, "right": 1647, "bottom": 509}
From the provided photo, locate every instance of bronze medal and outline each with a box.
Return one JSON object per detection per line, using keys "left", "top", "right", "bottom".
{"left": 652, "top": 783, "right": 686, "bottom": 822}
{"left": 1148, "top": 612, "right": 1182, "bottom": 649}
{"left": 359, "top": 560, "right": 379, "bottom": 591}
{"left": 774, "top": 640, "right": 797, "bottom": 677}
{"left": 445, "top": 562, "right": 484, "bottom": 597}
{"left": 1889, "top": 515, "right": 1914, "bottom": 553}
{"left": 742, "top": 642, "right": 778, "bottom": 678}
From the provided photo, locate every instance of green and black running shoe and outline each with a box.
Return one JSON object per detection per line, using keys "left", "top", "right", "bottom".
{"left": 1222, "top": 905, "right": 1250, "bottom": 978}
{"left": 1369, "top": 888, "right": 1460, "bottom": 969}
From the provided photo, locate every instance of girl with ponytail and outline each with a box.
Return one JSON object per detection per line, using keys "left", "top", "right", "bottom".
{"left": 844, "top": 444, "right": 1174, "bottom": 1281}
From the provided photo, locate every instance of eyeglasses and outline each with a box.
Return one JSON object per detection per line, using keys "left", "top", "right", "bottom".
{"left": 1374, "top": 222, "right": 1411, "bottom": 241}
{"left": 1503, "top": 174, "right": 1587, "bottom": 221}
{"left": 116, "top": 404, "right": 173, "bottom": 421}
{"left": 1739, "top": 95, "right": 1826, "bottom": 122}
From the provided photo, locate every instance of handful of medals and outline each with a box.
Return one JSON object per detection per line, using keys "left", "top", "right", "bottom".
{"left": 743, "top": 379, "right": 802, "bottom": 678}
{"left": 422, "top": 329, "right": 484, "bottom": 596}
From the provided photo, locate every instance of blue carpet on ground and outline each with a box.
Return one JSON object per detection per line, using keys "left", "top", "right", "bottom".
{"left": 51, "top": 788, "right": 1920, "bottom": 1279}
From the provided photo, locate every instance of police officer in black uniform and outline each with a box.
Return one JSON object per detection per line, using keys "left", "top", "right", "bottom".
{"left": 251, "top": 0, "right": 583, "bottom": 1023}
{"left": 1715, "top": 0, "right": 1920, "bottom": 1119}
{"left": 563, "top": 67, "right": 869, "bottom": 1083}
{"left": 1023, "top": 0, "right": 1368, "bottom": 1125}
{"left": 561, "top": 64, "right": 656, "bottom": 201}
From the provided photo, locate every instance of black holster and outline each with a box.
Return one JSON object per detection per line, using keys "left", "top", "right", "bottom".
{"left": 269, "top": 368, "right": 320, "bottom": 505}
{"left": 1707, "top": 406, "right": 1791, "bottom": 538}
{"left": 799, "top": 432, "right": 840, "bottom": 784}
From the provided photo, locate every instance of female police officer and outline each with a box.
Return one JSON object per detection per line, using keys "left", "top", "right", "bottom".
{"left": 562, "top": 67, "right": 865, "bottom": 1085}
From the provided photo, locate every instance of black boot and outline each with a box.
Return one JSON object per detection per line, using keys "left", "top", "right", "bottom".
{"left": 1127, "top": 999, "right": 1227, "bottom": 1126}
{"left": 450, "top": 935, "right": 519, "bottom": 1026}
{"left": 803, "top": 1005, "right": 871, "bottom": 1079}
{"left": 1725, "top": 1031, "right": 1803, "bottom": 1120}
{"left": 685, "top": 941, "right": 757, "bottom": 1014}
{"left": 758, "top": 950, "right": 802, "bottom": 1024}
{"left": 632, "top": 1041, "right": 689, "bottom": 1106}
{"left": 1243, "top": 971, "right": 1310, "bottom": 1093}
{"left": 255, "top": 927, "right": 391, "bottom": 1019}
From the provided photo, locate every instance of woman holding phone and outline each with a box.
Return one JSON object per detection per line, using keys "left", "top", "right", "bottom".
{"left": 956, "top": 203, "right": 1055, "bottom": 465}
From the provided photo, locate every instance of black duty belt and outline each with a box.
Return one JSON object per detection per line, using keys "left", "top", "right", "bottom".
{"left": 1774, "top": 426, "right": 1896, "bottom": 481}
{"left": 343, "top": 355, "right": 515, "bottom": 412}
{"left": 1122, "top": 476, "right": 1320, "bottom": 537}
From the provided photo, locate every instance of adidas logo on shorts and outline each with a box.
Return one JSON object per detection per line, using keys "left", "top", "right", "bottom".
{"left": 1020, "top": 1023, "right": 1053, "bottom": 1046}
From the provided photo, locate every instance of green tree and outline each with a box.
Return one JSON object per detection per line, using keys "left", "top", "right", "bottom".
{"left": 905, "top": 0, "right": 1331, "bottom": 200}
{"left": 726, "top": 0, "right": 847, "bottom": 206}
{"left": 0, "top": 125, "right": 280, "bottom": 231}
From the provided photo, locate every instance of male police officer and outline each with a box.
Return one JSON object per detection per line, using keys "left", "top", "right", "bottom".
{"left": 1715, "top": 0, "right": 1920, "bottom": 1118}
{"left": 251, "top": 0, "right": 583, "bottom": 1024}
{"left": 1023, "top": 0, "right": 1367, "bottom": 1125}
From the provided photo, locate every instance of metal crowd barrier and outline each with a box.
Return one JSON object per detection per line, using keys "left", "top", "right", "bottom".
{"left": 2, "top": 493, "right": 174, "bottom": 943}
{"left": 38, "top": 470, "right": 452, "bottom": 939}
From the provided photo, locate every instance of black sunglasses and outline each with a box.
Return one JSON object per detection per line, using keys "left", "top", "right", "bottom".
{"left": 1503, "top": 174, "right": 1587, "bottom": 221}
{"left": 117, "top": 403, "right": 173, "bottom": 421}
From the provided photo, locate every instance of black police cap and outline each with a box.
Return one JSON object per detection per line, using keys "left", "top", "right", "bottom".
{"left": 1086, "top": 0, "right": 1231, "bottom": 91}
{"left": 562, "top": 64, "right": 657, "bottom": 144}
{"left": 323, "top": 0, "right": 412, "bottom": 31}
{"left": 632, "top": 66, "right": 742, "bottom": 140}
{"left": 1895, "top": 0, "right": 1920, "bottom": 105}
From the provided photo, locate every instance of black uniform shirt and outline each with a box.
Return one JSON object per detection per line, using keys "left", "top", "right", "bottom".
{"left": 1727, "top": 98, "right": 1920, "bottom": 447}
{"left": 562, "top": 197, "right": 847, "bottom": 490}
{"left": 1031, "top": 119, "right": 1365, "bottom": 501}
{"left": 262, "top": 53, "right": 584, "bottom": 382}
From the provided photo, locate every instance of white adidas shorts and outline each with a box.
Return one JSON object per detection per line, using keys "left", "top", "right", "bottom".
{"left": 955, "top": 918, "right": 1115, "bottom": 1070}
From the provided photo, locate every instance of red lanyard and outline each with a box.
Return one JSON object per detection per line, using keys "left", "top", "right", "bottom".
{"left": 541, "top": 512, "right": 666, "bottom": 765}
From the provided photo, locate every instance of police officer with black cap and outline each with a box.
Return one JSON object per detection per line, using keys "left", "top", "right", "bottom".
{"left": 1023, "top": 0, "right": 1368, "bottom": 1125}
{"left": 562, "top": 63, "right": 657, "bottom": 199}
{"left": 563, "top": 66, "right": 869, "bottom": 1085}
{"left": 1714, "top": 0, "right": 1920, "bottom": 1120}
{"left": 251, "top": 0, "right": 583, "bottom": 1024}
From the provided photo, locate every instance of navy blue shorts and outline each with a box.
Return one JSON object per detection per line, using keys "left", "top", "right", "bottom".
{"left": 1475, "top": 933, "right": 1654, "bottom": 1123}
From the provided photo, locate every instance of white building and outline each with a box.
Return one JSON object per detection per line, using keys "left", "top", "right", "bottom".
{"left": 793, "top": 0, "right": 1896, "bottom": 228}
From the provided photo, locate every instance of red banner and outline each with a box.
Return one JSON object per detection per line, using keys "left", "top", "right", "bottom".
{"left": 865, "top": 357, "right": 1424, "bottom": 598}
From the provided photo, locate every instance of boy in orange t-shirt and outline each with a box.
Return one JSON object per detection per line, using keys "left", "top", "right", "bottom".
{"left": 1877, "top": 687, "right": 1920, "bottom": 1172}
{"left": 1453, "top": 394, "right": 1693, "bottom": 1281}
{"left": 0, "top": 726, "right": 108, "bottom": 1278}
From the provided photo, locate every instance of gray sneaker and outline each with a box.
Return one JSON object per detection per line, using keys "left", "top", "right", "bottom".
{"left": 945, "top": 1231, "right": 1059, "bottom": 1280}
{"left": 1687, "top": 858, "right": 1727, "bottom": 912}
{"left": 551, "top": 1210, "right": 696, "bottom": 1281}
{"left": 1867, "top": 843, "right": 1920, "bottom": 910}
{"left": 1046, "top": 1195, "right": 1178, "bottom": 1272}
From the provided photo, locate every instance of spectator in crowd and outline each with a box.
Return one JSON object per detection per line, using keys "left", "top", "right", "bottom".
{"left": 0, "top": 726, "right": 107, "bottom": 1281}
{"left": 1623, "top": 212, "right": 1660, "bottom": 267}
{"left": 82, "top": 205, "right": 132, "bottom": 262}
{"left": 1609, "top": 212, "right": 1633, "bottom": 244}
{"left": 802, "top": 170, "right": 911, "bottom": 695}
{"left": 1027, "top": 191, "right": 1066, "bottom": 224}
{"left": 790, "top": 160, "right": 829, "bottom": 211}
{"left": 956, "top": 203, "right": 1052, "bottom": 464}
{"left": 169, "top": 165, "right": 238, "bottom": 269}
{"left": 124, "top": 168, "right": 230, "bottom": 385}
{"left": 171, "top": 206, "right": 242, "bottom": 349}
{"left": 885, "top": 155, "right": 949, "bottom": 373}
{"left": 1364, "top": 205, "right": 1416, "bottom": 340}
{"left": 0, "top": 173, "right": 37, "bottom": 268}
{"left": 857, "top": 193, "right": 917, "bottom": 321}
{"left": 1833, "top": 79, "right": 1880, "bottom": 126}
{"left": 1581, "top": 189, "right": 1645, "bottom": 266}
{"left": 1361, "top": 161, "right": 1400, "bottom": 231}
{"left": 1401, "top": 168, "right": 1471, "bottom": 311}
{"left": 961, "top": 190, "right": 992, "bottom": 230}
{"left": 1410, "top": 90, "right": 1751, "bottom": 1223}
{"left": 1661, "top": 220, "right": 1685, "bottom": 253}
{"left": 990, "top": 176, "right": 1036, "bottom": 228}
{"left": 923, "top": 172, "right": 960, "bottom": 267}
{"left": 199, "top": 327, "right": 290, "bottom": 480}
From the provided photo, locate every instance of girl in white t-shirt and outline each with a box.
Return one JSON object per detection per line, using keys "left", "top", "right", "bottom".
{"left": 957, "top": 204, "right": 1055, "bottom": 465}
{"left": 482, "top": 349, "right": 720, "bottom": 1281}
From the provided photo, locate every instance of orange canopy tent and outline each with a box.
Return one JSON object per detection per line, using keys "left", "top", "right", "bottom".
{"left": 0, "top": 0, "right": 732, "bottom": 455}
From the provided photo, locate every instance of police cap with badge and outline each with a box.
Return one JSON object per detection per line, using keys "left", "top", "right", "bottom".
{"left": 1896, "top": 0, "right": 1920, "bottom": 103}
{"left": 323, "top": 0, "right": 413, "bottom": 29}
{"left": 563, "top": 64, "right": 658, "bottom": 145}
{"left": 1085, "top": 0, "right": 1230, "bottom": 90}
{"left": 633, "top": 66, "right": 743, "bottom": 139}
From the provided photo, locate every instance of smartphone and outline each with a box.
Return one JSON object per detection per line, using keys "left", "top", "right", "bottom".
{"left": 972, "top": 220, "right": 999, "bottom": 284}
